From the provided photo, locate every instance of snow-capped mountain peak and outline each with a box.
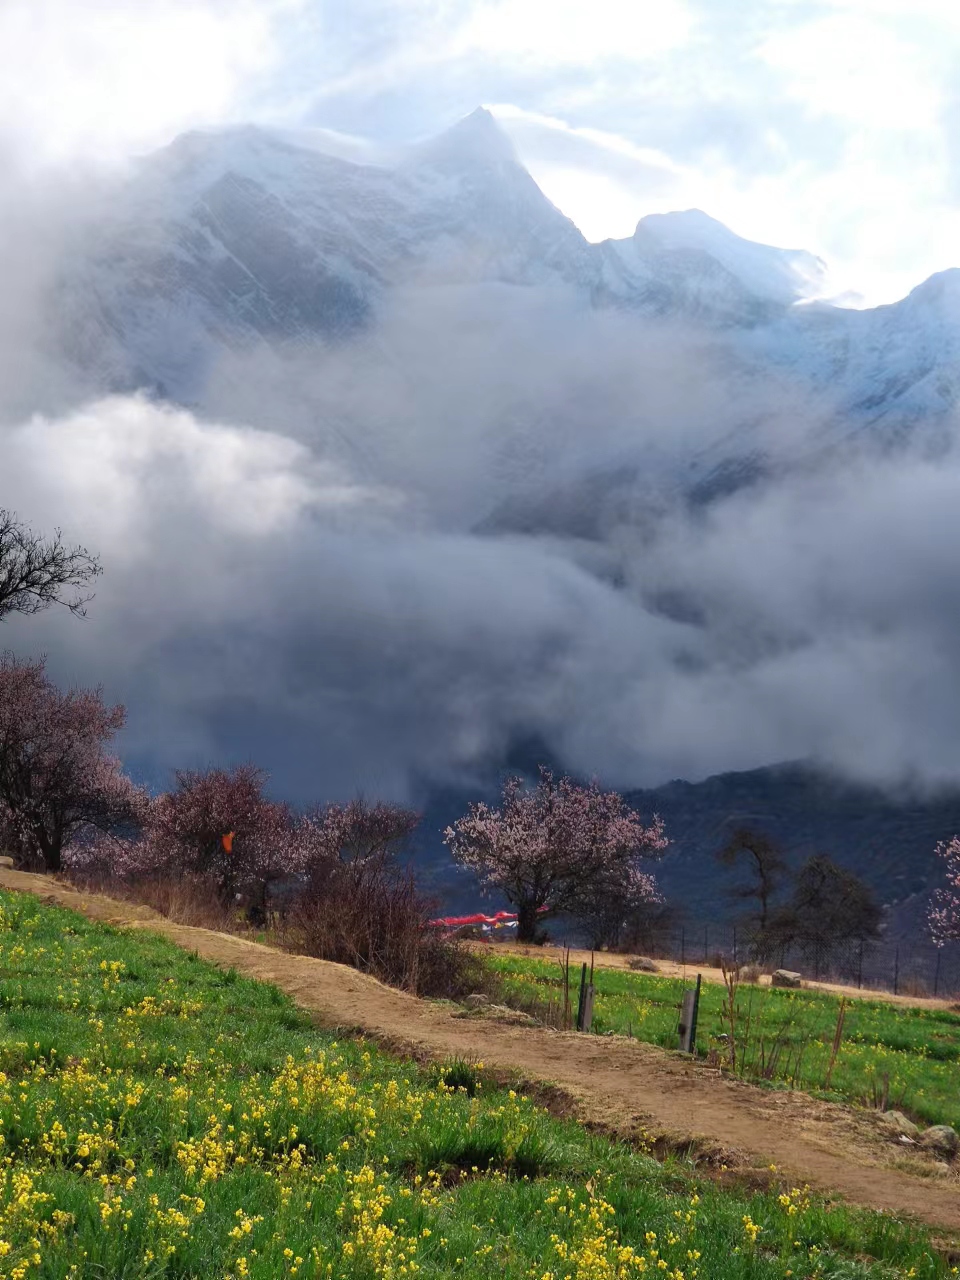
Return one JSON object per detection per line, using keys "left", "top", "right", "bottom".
{"left": 405, "top": 106, "right": 520, "bottom": 176}
{"left": 903, "top": 267, "right": 960, "bottom": 312}
{"left": 42, "top": 107, "right": 960, "bottom": 453}
{"left": 635, "top": 208, "right": 829, "bottom": 306}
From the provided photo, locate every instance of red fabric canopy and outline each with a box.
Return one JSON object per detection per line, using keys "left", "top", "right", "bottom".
{"left": 428, "top": 911, "right": 515, "bottom": 927}
{"left": 427, "top": 907, "right": 547, "bottom": 928}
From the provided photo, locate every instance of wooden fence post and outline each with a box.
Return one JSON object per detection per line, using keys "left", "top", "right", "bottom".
{"left": 581, "top": 982, "right": 595, "bottom": 1033}
{"left": 576, "top": 963, "right": 588, "bottom": 1031}
{"left": 689, "top": 973, "right": 701, "bottom": 1055}
{"left": 678, "top": 975, "right": 702, "bottom": 1054}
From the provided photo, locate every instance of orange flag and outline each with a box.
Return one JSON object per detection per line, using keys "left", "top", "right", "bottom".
{"left": 222, "top": 832, "right": 235, "bottom": 854}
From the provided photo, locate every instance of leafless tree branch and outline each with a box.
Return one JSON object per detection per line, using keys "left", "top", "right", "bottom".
{"left": 0, "top": 508, "right": 101, "bottom": 621}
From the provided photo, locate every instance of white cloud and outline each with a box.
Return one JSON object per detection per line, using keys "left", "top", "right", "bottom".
{"left": 2, "top": 396, "right": 400, "bottom": 550}
{"left": 303, "top": 0, "right": 694, "bottom": 113}
{"left": 758, "top": 12, "right": 944, "bottom": 131}
{"left": 9, "top": 369, "right": 960, "bottom": 796}
{"left": 491, "top": 104, "right": 693, "bottom": 240}
{"left": 489, "top": 93, "right": 957, "bottom": 305}
{"left": 463, "top": 0, "right": 693, "bottom": 66}
{"left": 0, "top": 0, "right": 300, "bottom": 168}
{"left": 818, "top": 0, "right": 960, "bottom": 27}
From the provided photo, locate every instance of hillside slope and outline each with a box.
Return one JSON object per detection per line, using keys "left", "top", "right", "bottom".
{"left": 2, "top": 868, "right": 958, "bottom": 1239}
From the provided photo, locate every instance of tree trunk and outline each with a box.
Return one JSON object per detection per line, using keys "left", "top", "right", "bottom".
{"left": 758, "top": 887, "right": 769, "bottom": 933}
{"left": 516, "top": 902, "right": 540, "bottom": 944}
{"left": 246, "top": 878, "right": 270, "bottom": 927}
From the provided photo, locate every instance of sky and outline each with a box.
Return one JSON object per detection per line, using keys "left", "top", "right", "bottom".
{"left": 5, "top": 0, "right": 960, "bottom": 811}
{"left": 2, "top": 0, "right": 960, "bottom": 306}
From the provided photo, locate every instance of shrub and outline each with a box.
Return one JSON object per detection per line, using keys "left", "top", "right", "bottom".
{"left": 280, "top": 849, "right": 488, "bottom": 999}
{"left": 73, "top": 868, "right": 240, "bottom": 931}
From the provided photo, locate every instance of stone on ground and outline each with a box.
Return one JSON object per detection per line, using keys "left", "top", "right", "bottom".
{"left": 771, "top": 969, "right": 802, "bottom": 988}
{"left": 878, "top": 1111, "right": 920, "bottom": 1139}
{"left": 919, "top": 1125, "right": 959, "bottom": 1160}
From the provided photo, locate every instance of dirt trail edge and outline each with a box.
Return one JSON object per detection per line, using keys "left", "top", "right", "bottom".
{"left": 4, "top": 871, "right": 958, "bottom": 1235}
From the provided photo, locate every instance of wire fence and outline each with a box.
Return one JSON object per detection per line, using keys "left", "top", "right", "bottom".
{"left": 648, "top": 923, "right": 960, "bottom": 1000}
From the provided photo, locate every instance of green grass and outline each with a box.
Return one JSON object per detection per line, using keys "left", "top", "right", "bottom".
{"left": 0, "top": 891, "right": 951, "bottom": 1279}
{"left": 486, "top": 952, "right": 960, "bottom": 1129}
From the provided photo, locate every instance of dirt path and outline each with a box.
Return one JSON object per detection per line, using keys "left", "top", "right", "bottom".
{"left": 483, "top": 941, "right": 957, "bottom": 1010}
{"left": 3, "top": 870, "right": 959, "bottom": 1236}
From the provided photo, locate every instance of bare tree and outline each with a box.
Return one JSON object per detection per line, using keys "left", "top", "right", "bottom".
{"left": 716, "top": 826, "right": 787, "bottom": 960}
{"left": 771, "top": 854, "right": 882, "bottom": 975}
{"left": 0, "top": 509, "right": 101, "bottom": 622}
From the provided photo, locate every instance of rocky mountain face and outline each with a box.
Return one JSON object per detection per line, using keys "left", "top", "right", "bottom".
{"left": 624, "top": 764, "right": 960, "bottom": 935}
{"left": 53, "top": 110, "right": 592, "bottom": 400}
{"left": 51, "top": 107, "right": 960, "bottom": 469}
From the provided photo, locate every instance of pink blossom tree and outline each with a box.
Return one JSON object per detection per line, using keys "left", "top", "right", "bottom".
{"left": 139, "top": 764, "right": 293, "bottom": 910}
{"left": 288, "top": 798, "right": 422, "bottom": 929}
{"left": 293, "top": 798, "right": 420, "bottom": 867}
{"left": 72, "top": 772, "right": 422, "bottom": 924}
{"left": 0, "top": 652, "right": 145, "bottom": 871}
{"left": 930, "top": 836, "right": 960, "bottom": 944}
{"left": 444, "top": 768, "right": 667, "bottom": 943}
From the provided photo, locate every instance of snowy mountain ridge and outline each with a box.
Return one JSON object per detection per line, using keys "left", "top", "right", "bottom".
{"left": 48, "top": 107, "right": 960, "bottom": 454}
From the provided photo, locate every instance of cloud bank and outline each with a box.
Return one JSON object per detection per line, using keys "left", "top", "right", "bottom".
{"left": 3, "top": 272, "right": 960, "bottom": 804}
{"left": 0, "top": 0, "right": 298, "bottom": 169}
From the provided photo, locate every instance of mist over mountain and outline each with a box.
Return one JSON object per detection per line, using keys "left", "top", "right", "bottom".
{"left": 5, "top": 107, "right": 960, "bottom": 910}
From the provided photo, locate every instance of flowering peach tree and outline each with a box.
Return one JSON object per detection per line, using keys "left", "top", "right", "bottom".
{"left": 294, "top": 798, "right": 420, "bottom": 867}
{"left": 74, "top": 767, "right": 422, "bottom": 925}
{"left": 0, "top": 652, "right": 145, "bottom": 871}
{"left": 930, "top": 836, "right": 960, "bottom": 944}
{"left": 136, "top": 764, "right": 293, "bottom": 907}
{"left": 444, "top": 768, "right": 667, "bottom": 943}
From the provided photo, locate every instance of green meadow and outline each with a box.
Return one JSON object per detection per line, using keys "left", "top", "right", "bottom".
{"left": 486, "top": 952, "right": 960, "bottom": 1130}
{"left": 0, "top": 891, "right": 951, "bottom": 1278}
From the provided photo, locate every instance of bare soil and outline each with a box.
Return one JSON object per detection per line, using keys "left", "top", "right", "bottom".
{"left": 3, "top": 870, "right": 959, "bottom": 1236}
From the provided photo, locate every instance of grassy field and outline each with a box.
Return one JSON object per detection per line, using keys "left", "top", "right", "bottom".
{"left": 486, "top": 953, "right": 960, "bottom": 1130}
{"left": 0, "top": 893, "right": 951, "bottom": 1279}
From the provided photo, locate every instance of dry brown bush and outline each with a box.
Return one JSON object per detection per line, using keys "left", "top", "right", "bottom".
{"left": 65, "top": 856, "right": 489, "bottom": 1003}
{"left": 65, "top": 869, "right": 240, "bottom": 931}
{"left": 279, "top": 853, "right": 493, "bottom": 1000}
